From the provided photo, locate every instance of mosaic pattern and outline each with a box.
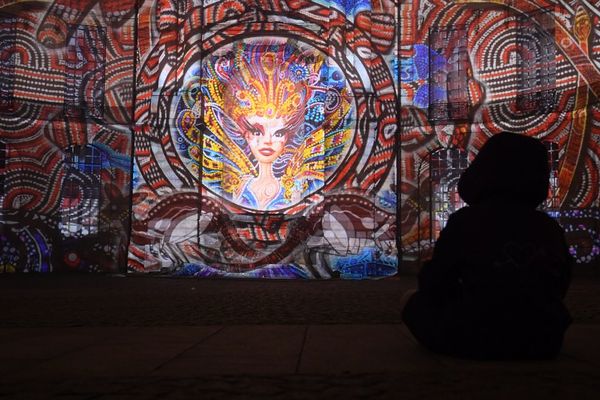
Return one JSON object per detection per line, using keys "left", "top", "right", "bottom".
{"left": 0, "top": 0, "right": 599, "bottom": 275}
{"left": 398, "top": 0, "right": 600, "bottom": 266}
{"left": 0, "top": 0, "right": 135, "bottom": 272}
{"left": 130, "top": 0, "right": 399, "bottom": 277}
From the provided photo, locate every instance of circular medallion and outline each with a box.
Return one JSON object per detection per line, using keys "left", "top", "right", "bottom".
{"left": 173, "top": 37, "right": 356, "bottom": 211}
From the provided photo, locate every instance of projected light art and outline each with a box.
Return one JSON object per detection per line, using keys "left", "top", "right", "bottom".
{"left": 0, "top": 0, "right": 598, "bottom": 275}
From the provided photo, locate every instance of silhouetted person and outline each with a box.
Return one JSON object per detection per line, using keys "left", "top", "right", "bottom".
{"left": 402, "top": 132, "right": 572, "bottom": 360}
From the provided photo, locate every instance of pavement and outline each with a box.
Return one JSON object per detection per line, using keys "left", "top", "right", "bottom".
{"left": 1, "top": 275, "right": 599, "bottom": 399}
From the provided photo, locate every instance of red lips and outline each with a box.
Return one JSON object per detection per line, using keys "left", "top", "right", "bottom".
{"left": 259, "top": 148, "right": 275, "bottom": 156}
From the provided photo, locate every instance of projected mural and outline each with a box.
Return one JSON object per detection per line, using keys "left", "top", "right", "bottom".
{"left": 178, "top": 40, "right": 354, "bottom": 211}
{"left": 1, "top": 0, "right": 599, "bottom": 275}
{"left": 0, "top": 0, "right": 136, "bottom": 273}
{"left": 129, "top": 0, "right": 399, "bottom": 278}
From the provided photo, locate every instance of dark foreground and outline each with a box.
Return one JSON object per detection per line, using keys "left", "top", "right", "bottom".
{"left": 1, "top": 275, "right": 599, "bottom": 399}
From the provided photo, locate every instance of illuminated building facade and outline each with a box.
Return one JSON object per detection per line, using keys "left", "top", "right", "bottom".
{"left": 0, "top": 1, "right": 599, "bottom": 276}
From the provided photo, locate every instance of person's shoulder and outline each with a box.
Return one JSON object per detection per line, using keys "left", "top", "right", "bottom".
{"left": 447, "top": 202, "right": 515, "bottom": 226}
{"left": 451, "top": 203, "right": 496, "bottom": 219}
{"left": 449, "top": 206, "right": 471, "bottom": 219}
{"left": 445, "top": 205, "right": 475, "bottom": 226}
{"left": 529, "top": 208, "right": 557, "bottom": 222}
{"left": 532, "top": 209, "right": 565, "bottom": 231}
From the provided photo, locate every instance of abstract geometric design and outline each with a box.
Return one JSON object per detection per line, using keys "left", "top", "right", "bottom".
{"left": 398, "top": 0, "right": 600, "bottom": 266}
{"left": 0, "top": 0, "right": 135, "bottom": 273}
{"left": 0, "top": 0, "right": 599, "bottom": 276}
{"left": 129, "top": 0, "right": 399, "bottom": 277}
{"left": 63, "top": 24, "right": 106, "bottom": 120}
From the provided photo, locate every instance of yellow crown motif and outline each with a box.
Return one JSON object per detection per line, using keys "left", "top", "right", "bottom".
{"left": 227, "top": 50, "right": 308, "bottom": 122}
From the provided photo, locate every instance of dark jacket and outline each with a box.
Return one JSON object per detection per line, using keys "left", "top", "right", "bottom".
{"left": 403, "top": 133, "right": 572, "bottom": 360}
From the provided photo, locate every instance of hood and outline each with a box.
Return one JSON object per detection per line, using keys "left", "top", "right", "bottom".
{"left": 457, "top": 132, "right": 550, "bottom": 208}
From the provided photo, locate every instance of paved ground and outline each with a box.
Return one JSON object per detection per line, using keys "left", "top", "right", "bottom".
{"left": 1, "top": 275, "right": 599, "bottom": 399}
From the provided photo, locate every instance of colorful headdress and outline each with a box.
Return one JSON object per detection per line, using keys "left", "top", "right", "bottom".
{"left": 218, "top": 44, "right": 314, "bottom": 131}
{"left": 227, "top": 51, "right": 308, "bottom": 124}
{"left": 176, "top": 41, "right": 354, "bottom": 210}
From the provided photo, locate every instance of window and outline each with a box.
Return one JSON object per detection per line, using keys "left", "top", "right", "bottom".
{"left": 0, "top": 141, "right": 5, "bottom": 169}
{"left": 0, "top": 141, "right": 5, "bottom": 204}
{"left": 543, "top": 141, "right": 559, "bottom": 209}
{"left": 64, "top": 25, "right": 106, "bottom": 119}
{"left": 59, "top": 145, "right": 105, "bottom": 237}
{"left": 430, "top": 148, "right": 468, "bottom": 233}
{"left": 428, "top": 27, "right": 470, "bottom": 122}
{"left": 0, "top": 13, "right": 16, "bottom": 110}
{"left": 516, "top": 13, "right": 556, "bottom": 113}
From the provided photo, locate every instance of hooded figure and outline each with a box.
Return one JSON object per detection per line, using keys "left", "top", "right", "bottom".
{"left": 402, "top": 132, "right": 572, "bottom": 360}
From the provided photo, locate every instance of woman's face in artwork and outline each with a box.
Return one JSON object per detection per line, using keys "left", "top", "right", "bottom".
{"left": 243, "top": 116, "right": 290, "bottom": 164}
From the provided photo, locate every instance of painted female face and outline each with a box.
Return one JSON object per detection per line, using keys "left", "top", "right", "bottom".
{"left": 243, "top": 116, "right": 290, "bottom": 164}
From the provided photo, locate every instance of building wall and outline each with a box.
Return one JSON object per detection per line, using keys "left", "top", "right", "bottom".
{"left": 396, "top": 0, "right": 600, "bottom": 267}
{"left": 129, "top": 0, "right": 400, "bottom": 277}
{"left": 0, "top": 0, "right": 136, "bottom": 272}
{"left": 1, "top": 0, "right": 599, "bottom": 276}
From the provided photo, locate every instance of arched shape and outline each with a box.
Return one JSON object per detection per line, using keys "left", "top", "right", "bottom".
{"left": 542, "top": 140, "right": 560, "bottom": 210}
{"left": 0, "top": 140, "right": 5, "bottom": 205}
{"left": 428, "top": 25, "right": 470, "bottom": 123}
{"left": 429, "top": 147, "right": 468, "bottom": 235}
{"left": 416, "top": 147, "right": 468, "bottom": 261}
{"left": 59, "top": 144, "right": 107, "bottom": 238}
{"left": 63, "top": 24, "right": 107, "bottom": 120}
{"left": 0, "top": 11, "right": 16, "bottom": 111}
{"left": 515, "top": 11, "right": 557, "bottom": 114}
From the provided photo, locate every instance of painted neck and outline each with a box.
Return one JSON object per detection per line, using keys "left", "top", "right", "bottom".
{"left": 258, "top": 162, "right": 276, "bottom": 181}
